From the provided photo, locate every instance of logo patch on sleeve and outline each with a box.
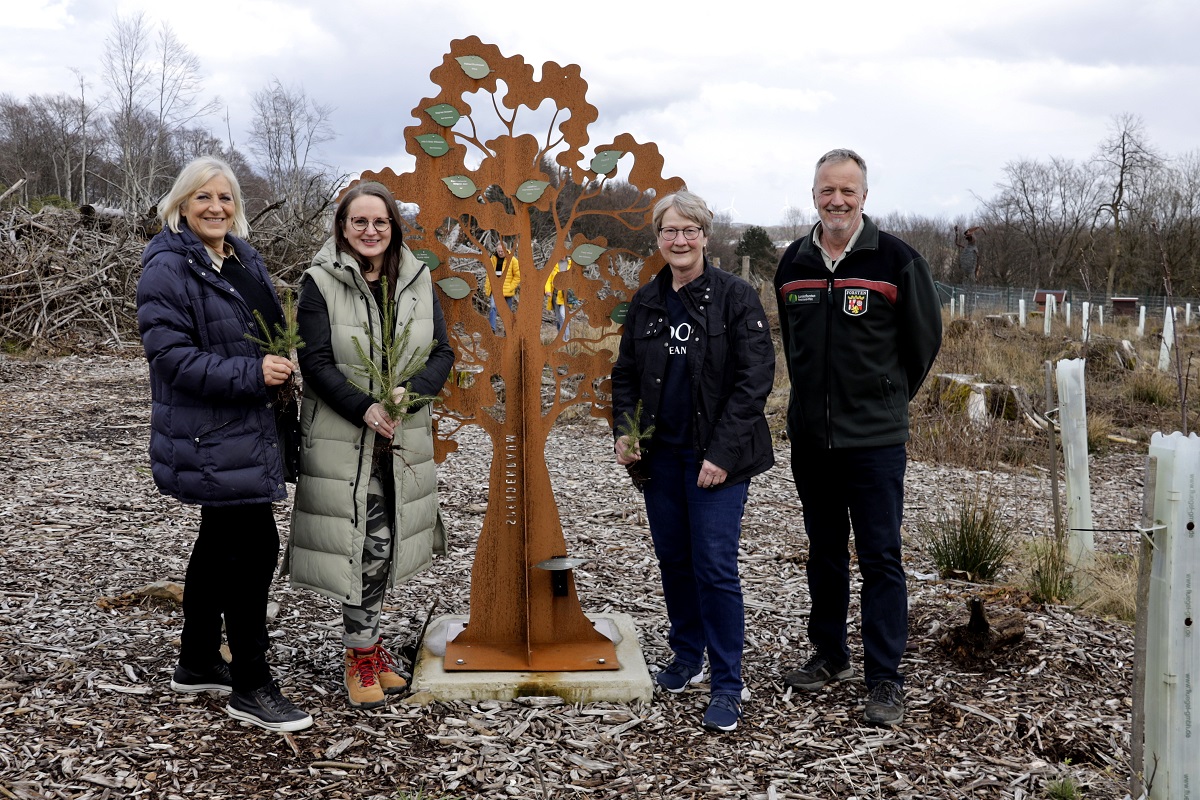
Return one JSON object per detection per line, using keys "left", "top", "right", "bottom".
{"left": 843, "top": 289, "right": 868, "bottom": 316}
{"left": 785, "top": 290, "right": 820, "bottom": 305}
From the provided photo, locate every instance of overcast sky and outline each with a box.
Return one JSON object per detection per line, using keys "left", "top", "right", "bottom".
{"left": 5, "top": 0, "right": 1198, "bottom": 227}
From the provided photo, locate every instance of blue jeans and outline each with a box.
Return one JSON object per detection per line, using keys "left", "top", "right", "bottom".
{"left": 488, "top": 295, "right": 517, "bottom": 332}
{"left": 642, "top": 446, "right": 748, "bottom": 697}
{"left": 552, "top": 303, "right": 569, "bottom": 340}
{"left": 791, "top": 444, "right": 908, "bottom": 688}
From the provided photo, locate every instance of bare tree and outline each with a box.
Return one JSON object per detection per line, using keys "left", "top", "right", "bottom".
{"left": 1093, "top": 113, "right": 1163, "bottom": 298}
{"left": 781, "top": 204, "right": 810, "bottom": 241}
{"left": 980, "top": 156, "right": 1101, "bottom": 287}
{"left": 29, "top": 91, "right": 100, "bottom": 204}
{"left": 875, "top": 212, "right": 959, "bottom": 283}
{"left": 100, "top": 12, "right": 219, "bottom": 212}
{"left": 0, "top": 95, "right": 40, "bottom": 202}
{"left": 242, "top": 79, "right": 339, "bottom": 280}
{"left": 70, "top": 69, "right": 99, "bottom": 204}
{"left": 1150, "top": 150, "right": 1200, "bottom": 293}
{"left": 707, "top": 210, "right": 738, "bottom": 270}
{"left": 247, "top": 78, "right": 336, "bottom": 215}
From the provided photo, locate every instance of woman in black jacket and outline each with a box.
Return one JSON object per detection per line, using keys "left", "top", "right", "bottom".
{"left": 611, "top": 190, "right": 775, "bottom": 733}
{"left": 137, "top": 156, "right": 311, "bottom": 733}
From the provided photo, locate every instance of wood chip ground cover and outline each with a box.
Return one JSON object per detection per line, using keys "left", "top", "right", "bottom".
{"left": 0, "top": 354, "right": 1144, "bottom": 799}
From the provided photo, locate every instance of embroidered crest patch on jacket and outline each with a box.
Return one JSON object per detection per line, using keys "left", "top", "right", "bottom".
{"left": 843, "top": 289, "right": 868, "bottom": 316}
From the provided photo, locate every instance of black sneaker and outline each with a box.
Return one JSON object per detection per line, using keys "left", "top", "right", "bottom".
{"left": 654, "top": 661, "right": 705, "bottom": 693}
{"left": 863, "top": 680, "right": 905, "bottom": 725}
{"left": 226, "top": 682, "right": 313, "bottom": 732}
{"left": 783, "top": 654, "right": 853, "bottom": 690}
{"left": 170, "top": 661, "right": 232, "bottom": 694}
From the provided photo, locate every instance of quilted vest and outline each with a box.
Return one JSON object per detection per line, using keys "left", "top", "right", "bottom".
{"left": 288, "top": 239, "right": 444, "bottom": 605}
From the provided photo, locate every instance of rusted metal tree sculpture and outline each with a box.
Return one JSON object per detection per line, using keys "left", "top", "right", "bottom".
{"left": 359, "top": 37, "right": 683, "bottom": 671}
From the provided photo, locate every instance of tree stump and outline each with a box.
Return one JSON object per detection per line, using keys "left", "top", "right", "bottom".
{"left": 940, "top": 597, "right": 1026, "bottom": 665}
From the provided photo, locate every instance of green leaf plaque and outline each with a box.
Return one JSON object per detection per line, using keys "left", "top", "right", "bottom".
{"left": 415, "top": 134, "right": 450, "bottom": 157}
{"left": 412, "top": 249, "right": 440, "bottom": 269}
{"left": 610, "top": 302, "right": 630, "bottom": 325}
{"left": 590, "top": 150, "right": 623, "bottom": 175}
{"left": 570, "top": 243, "right": 607, "bottom": 266}
{"left": 424, "top": 103, "right": 460, "bottom": 126}
{"left": 436, "top": 276, "right": 472, "bottom": 300}
{"left": 456, "top": 55, "right": 491, "bottom": 80}
{"left": 515, "top": 180, "right": 550, "bottom": 202}
{"left": 442, "top": 176, "right": 477, "bottom": 199}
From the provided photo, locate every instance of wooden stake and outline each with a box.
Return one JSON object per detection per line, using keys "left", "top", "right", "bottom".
{"left": 1131, "top": 454, "right": 1157, "bottom": 800}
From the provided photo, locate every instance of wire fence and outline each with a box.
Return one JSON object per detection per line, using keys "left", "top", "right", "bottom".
{"left": 936, "top": 282, "right": 1200, "bottom": 322}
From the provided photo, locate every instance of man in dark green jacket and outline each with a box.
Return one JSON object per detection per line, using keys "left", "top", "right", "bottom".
{"left": 773, "top": 148, "right": 942, "bottom": 726}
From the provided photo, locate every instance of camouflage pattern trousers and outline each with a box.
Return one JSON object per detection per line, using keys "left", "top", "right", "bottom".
{"left": 342, "top": 475, "right": 393, "bottom": 649}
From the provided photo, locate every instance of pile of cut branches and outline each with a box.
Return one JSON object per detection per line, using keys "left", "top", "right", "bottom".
{"left": 0, "top": 205, "right": 145, "bottom": 351}
{"left": 0, "top": 200, "right": 329, "bottom": 352}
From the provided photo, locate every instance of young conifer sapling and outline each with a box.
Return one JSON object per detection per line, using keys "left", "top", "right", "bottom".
{"left": 350, "top": 276, "right": 440, "bottom": 424}
{"left": 617, "top": 399, "right": 655, "bottom": 458}
{"left": 245, "top": 288, "right": 305, "bottom": 407}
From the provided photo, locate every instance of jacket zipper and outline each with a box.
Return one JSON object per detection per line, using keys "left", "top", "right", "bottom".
{"left": 353, "top": 278, "right": 380, "bottom": 529}
{"left": 825, "top": 275, "right": 835, "bottom": 449}
{"left": 194, "top": 418, "right": 235, "bottom": 443}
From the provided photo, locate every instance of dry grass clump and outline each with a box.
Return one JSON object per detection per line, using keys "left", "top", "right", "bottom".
{"left": 1006, "top": 506, "right": 1137, "bottom": 621}
{"left": 1075, "top": 552, "right": 1139, "bottom": 621}
{"left": 1019, "top": 536, "right": 1076, "bottom": 605}
{"left": 924, "top": 312, "right": 1200, "bottom": 447}
{"left": 935, "top": 317, "right": 1058, "bottom": 391}
{"left": 1044, "top": 773, "right": 1082, "bottom": 800}
{"left": 910, "top": 405, "right": 1037, "bottom": 470}
{"left": 1124, "top": 367, "right": 1178, "bottom": 407}
{"left": 1085, "top": 411, "right": 1116, "bottom": 453}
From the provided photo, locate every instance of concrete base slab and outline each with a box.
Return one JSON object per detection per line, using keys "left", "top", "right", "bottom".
{"left": 411, "top": 612, "right": 652, "bottom": 703}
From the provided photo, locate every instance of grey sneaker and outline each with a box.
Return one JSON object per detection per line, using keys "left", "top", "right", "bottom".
{"left": 226, "top": 682, "right": 313, "bottom": 732}
{"left": 863, "top": 680, "right": 905, "bottom": 725}
{"left": 783, "top": 654, "right": 853, "bottom": 690}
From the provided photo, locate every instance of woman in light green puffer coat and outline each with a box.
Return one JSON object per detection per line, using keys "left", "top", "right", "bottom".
{"left": 288, "top": 181, "right": 454, "bottom": 709}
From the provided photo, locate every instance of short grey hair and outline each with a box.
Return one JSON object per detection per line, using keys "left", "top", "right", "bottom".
{"left": 159, "top": 156, "right": 250, "bottom": 238}
{"left": 813, "top": 148, "right": 868, "bottom": 193}
{"left": 652, "top": 189, "right": 714, "bottom": 236}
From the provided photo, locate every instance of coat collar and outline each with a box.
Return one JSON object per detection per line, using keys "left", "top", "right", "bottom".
{"left": 311, "top": 237, "right": 428, "bottom": 294}
{"left": 143, "top": 223, "right": 260, "bottom": 281}
{"left": 797, "top": 213, "right": 880, "bottom": 264}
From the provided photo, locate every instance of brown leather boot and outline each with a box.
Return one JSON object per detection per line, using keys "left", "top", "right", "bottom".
{"left": 370, "top": 639, "right": 409, "bottom": 695}
{"left": 344, "top": 647, "right": 385, "bottom": 709}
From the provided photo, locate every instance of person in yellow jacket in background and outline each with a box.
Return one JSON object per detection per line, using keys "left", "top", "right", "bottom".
{"left": 544, "top": 255, "right": 572, "bottom": 340}
{"left": 483, "top": 239, "right": 520, "bottom": 333}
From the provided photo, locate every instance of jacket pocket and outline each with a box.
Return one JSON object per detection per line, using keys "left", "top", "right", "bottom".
{"left": 194, "top": 414, "right": 236, "bottom": 443}
{"left": 880, "top": 375, "right": 903, "bottom": 422}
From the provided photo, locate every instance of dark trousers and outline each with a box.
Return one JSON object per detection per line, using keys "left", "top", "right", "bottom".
{"left": 180, "top": 503, "right": 280, "bottom": 693}
{"left": 642, "top": 446, "right": 748, "bottom": 697}
{"left": 791, "top": 444, "right": 908, "bottom": 689}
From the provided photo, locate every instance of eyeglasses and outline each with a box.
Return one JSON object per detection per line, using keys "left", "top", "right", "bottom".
{"left": 349, "top": 217, "right": 391, "bottom": 232}
{"left": 659, "top": 226, "right": 703, "bottom": 241}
